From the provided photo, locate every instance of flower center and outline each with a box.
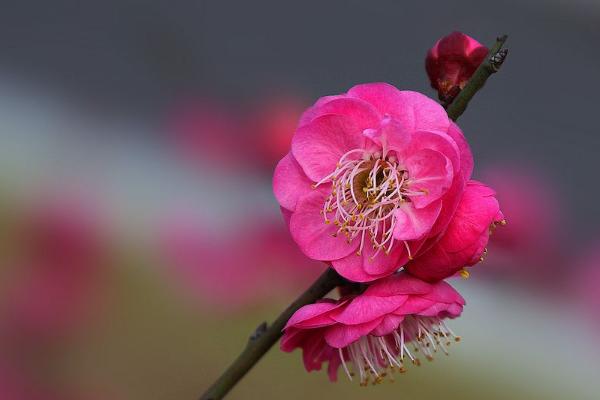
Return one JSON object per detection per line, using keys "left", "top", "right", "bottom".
{"left": 339, "top": 315, "right": 460, "bottom": 386}
{"left": 314, "top": 149, "right": 417, "bottom": 258}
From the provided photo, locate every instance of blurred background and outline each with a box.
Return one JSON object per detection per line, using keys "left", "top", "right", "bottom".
{"left": 0, "top": 0, "right": 599, "bottom": 399}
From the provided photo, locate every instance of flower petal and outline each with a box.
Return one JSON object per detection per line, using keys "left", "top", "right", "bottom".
{"left": 324, "top": 318, "right": 383, "bottom": 348}
{"left": 273, "top": 153, "right": 313, "bottom": 212}
{"left": 371, "top": 314, "right": 405, "bottom": 336}
{"left": 285, "top": 300, "right": 342, "bottom": 330}
{"left": 404, "top": 148, "right": 453, "bottom": 209}
{"left": 441, "top": 180, "right": 500, "bottom": 253}
{"left": 446, "top": 122, "right": 473, "bottom": 180}
{"left": 393, "top": 201, "right": 442, "bottom": 241}
{"left": 292, "top": 114, "right": 366, "bottom": 182}
{"left": 302, "top": 97, "right": 380, "bottom": 130}
{"left": 348, "top": 84, "right": 449, "bottom": 133}
{"left": 330, "top": 295, "right": 408, "bottom": 325}
{"left": 331, "top": 244, "right": 408, "bottom": 283}
{"left": 290, "top": 188, "right": 359, "bottom": 260}
{"left": 364, "top": 273, "right": 432, "bottom": 297}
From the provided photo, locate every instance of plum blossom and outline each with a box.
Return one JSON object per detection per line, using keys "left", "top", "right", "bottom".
{"left": 281, "top": 272, "right": 464, "bottom": 385}
{"left": 426, "top": 31, "right": 488, "bottom": 104}
{"left": 405, "top": 180, "right": 505, "bottom": 282}
{"left": 274, "top": 83, "right": 475, "bottom": 282}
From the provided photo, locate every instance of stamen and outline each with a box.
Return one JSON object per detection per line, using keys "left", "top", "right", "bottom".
{"left": 317, "top": 148, "right": 419, "bottom": 260}
{"left": 338, "top": 315, "right": 460, "bottom": 385}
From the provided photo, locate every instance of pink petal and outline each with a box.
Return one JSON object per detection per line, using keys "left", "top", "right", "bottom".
{"left": 404, "top": 148, "right": 453, "bottom": 209}
{"left": 404, "top": 242, "right": 456, "bottom": 282}
{"left": 364, "top": 116, "right": 412, "bottom": 153}
{"left": 290, "top": 188, "right": 359, "bottom": 261}
{"left": 347, "top": 84, "right": 449, "bottom": 133}
{"left": 426, "top": 281, "right": 466, "bottom": 305}
{"left": 292, "top": 114, "right": 366, "bottom": 182}
{"left": 330, "top": 295, "right": 408, "bottom": 325}
{"left": 273, "top": 152, "right": 314, "bottom": 212}
{"left": 324, "top": 318, "right": 383, "bottom": 348}
{"left": 393, "top": 201, "right": 442, "bottom": 241}
{"left": 405, "top": 181, "right": 501, "bottom": 281}
{"left": 418, "top": 303, "right": 454, "bottom": 317}
{"left": 371, "top": 314, "right": 405, "bottom": 336}
{"left": 331, "top": 244, "right": 408, "bottom": 283}
{"left": 327, "top": 351, "right": 342, "bottom": 382}
{"left": 298, "top": 95, "right": 345, "bottom": 126}
{"left": 330, "top": 258, "right": 388, "bottom": 283}
{"left": 406, "top": 130, "right": 460, "bottom": 174}
{"left": 446, "top": 122, "right": 473, "bottom": 180}
{"left": 285, "top": 300, "right": 342, "bottom": 330}
{"left": 427, "top": 174, "right": 465, "bottom": 237}
{"left": 364, "top": 272, "right": 432, "bottom": 297}
{"left": 393, "top": 297, "right": 436, "bottom": 315}
{"left": 304, "top": 97, "right": 380, "bottom": 129}
{"left": 441, "top": 180, "right": 500, "bottom": 253}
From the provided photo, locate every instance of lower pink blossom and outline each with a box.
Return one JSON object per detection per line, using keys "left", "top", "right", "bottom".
{"left": 281, "top": 272, "right": 464, "bottom": 384}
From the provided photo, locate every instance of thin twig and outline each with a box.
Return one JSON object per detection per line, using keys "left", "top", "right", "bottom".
{"left": 446, "top": 35, "right": 508, "bottom": 121}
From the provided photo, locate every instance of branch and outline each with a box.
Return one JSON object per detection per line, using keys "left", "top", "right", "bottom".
{"left": 199, "top": 268, "right": 344, "bottom": 400}
{"left": 446, "top": 35, "right": 508, "bottom": 121}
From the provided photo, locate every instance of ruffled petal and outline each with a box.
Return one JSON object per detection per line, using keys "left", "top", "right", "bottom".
{"left": 347, "top": 84, "right": 449, "bottom": 133}
{"left": 303, "top": 97, "right": 380, "bottom": 130}
{"left": 365, "top": 273, "right": 432, "bottom": 297}
{"left": 441, "top": 180, "right": 500, "bottom": 253}
{"left": 273, "top": 153, "right": 313, "bottom": 212}
{"left": 330, "top": 295, "right": 408, "bottom": 325}
{"left": 446, "top": 122, "right": 473, "bottom": 180}
{"left": 371, "top": 314, "right": 405, "bottom": 336}
{"left": 285, "top": 300, "right": 342, "bottom": 330}
{"left": 393, "top": 201, "right": 442, "bottom": 241}
{"left": 331, "top": 243, "right": 408, "bottom": 283}
{"left": 404, "top": 148, "right": 453, "bottom": 209}
{"left": 324, "top": 318, "right": 383, "bottom": 348}
{"left": 290, "top": 188, "right": 359, "bottom": 260}
{"left": 292, "top": 114, "right": 366, "bottom": 182}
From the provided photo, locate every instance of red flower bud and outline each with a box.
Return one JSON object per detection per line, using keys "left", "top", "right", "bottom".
{"left": 426, "top": 32, "right": 488, "bottom": 104}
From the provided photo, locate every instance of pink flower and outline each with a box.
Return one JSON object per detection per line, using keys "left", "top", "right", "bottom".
{"left": 426, "top": 32, "right": 488, "bottom": 103}
{"left": 281, "top": 272, "right": 465, "bottom": 384}
{"left": 1, "top": 196, "right": 106, "bottom": 342}
{"left": 273, "top": 83, "right": 474, "bottom": 282}
{"left": 405, "top": 180, "right": 505, "bottom": 281}
{"left": 479, "top": 164, "right": 564, "bottom": 282}
{"left": 167, "top": 98, "right": 247, "bottom": 170}
{"left": 247, "top": 95, "right": 307, "bottom": 170}
{"left": 159, "top": 214, "right": 324, "bottom": 311}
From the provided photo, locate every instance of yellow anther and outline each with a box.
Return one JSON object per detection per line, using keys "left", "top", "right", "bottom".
{"left": 459, "top": 269, "right": 470, "bottom": 279}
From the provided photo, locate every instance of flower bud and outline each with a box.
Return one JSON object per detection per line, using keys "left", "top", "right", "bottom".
{"left": 426, "top": 31, "right": 488, "bottom": 105}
